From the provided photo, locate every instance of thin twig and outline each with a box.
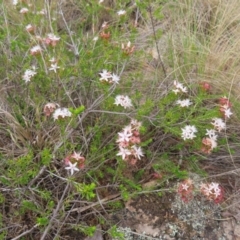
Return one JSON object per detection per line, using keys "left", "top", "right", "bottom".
{"left": 58, "top": 7, "right": 79, "bottom": 57}
{"left": 11, "top": 224, "right": 39, "bottom": 240}
{"left": 68, "top": 193, "right": 121, "bottom": 213}
{"left": 40, "top": 182, "right": 70, "bottom": 240}
{"left": 148, "top": 6, "right": 167, "bottom": 78}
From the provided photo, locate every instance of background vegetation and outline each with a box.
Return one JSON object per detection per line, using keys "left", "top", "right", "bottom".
{"left": 0, "top": 0, "right": 240, "bottom": 239}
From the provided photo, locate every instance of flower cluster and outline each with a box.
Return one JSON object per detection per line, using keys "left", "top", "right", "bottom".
{"left": 12, "top": 0, "right": 18, "bottom": 5}
{"left": 43, "top": 33, "right": 61, "bottom": 47}
{"left": 99, "top": 21, "right": 110, "bottom": 40}
{"left": 219, "top": 97, "right": 233, "bottom": 119}
{"left": 177, "top": 179, "right": 194, "bottom": 202}
{"left": 43, "top": 103, "right": 57, "bottom": 117}
{"left": 117, "top": 10, "right": 126, "bottom": 16}
{"left": 116, "top": 119, "right": 144, "bottom": 165}
{"left": 64, "top": 152, "right": 86, "bottom": 175}
{"left": 30, "top": 45, "right": 42, "bottom": 55}
{"left": 22, "top": 66, "right": 37, "bottom": 83}
{"left": 201, "top": 129, "right": 218, "bottom": 154}
{"left": 114, "top": 95, "right": 133, "bottom": 109}
{"left": 201, "top": 97, "right": 232, "bottom": 154}
{"left": 176, "top": 99, "right": 192, "bottom": 108}
{"left": 121, "top": 41, "right": 135, "bottom": 55}
{"left": 211, "top": 118, "right": 226, "bottom": 132}
{"left": 99, "top": 69, "right": 120, "bottom": 84}
{"left": 174, "top": 81, "right": 233, "bottom": 154}
{"left": 178, "top": 179, "right": 224, "bottom": 204}
{"left": 173, "top": 80, "right": 188, "bottom": 94}
{"left": 201, "top": 116, "right": 227, "bottom": 154}
{"left": 29, "top": 33, "right": 60, "bottom": 56}
{"left": 43, "top": 103, "right": 72, "bottom": 121}
{"left": 181, "top": 125, "right": 197, "bottom": 140}
{"left": 49, "top": 63, "right": 60, "bottom": 73}
{"left": 200, "top": 182, "right": 224, "bottom": 204}
{"left": 52, "top": 108, "right": 72, "bottom": 121}
{"left": 26, "top": 24, "right": 35, "bottom": 33}
{"left": 200, "top": 81, "right": 211, "bottom": 92}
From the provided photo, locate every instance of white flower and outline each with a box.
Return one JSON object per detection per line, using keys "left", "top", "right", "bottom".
{"left": 99, "top": 0, "right": 104, "bottom": 3}
{"left": 22, "top": 68, "right": 37, "bottom": 83}
{"left": 209, "top": 138, "right": 217, "bottom": 149}
{"left": 200, "top": 183, "right": 211, "bottom": 196}
{"left": 201, "top": 182, "right": 221, "bottom": 198}
{"left": 71, "top": 152, "right": 84, "bottom": 161}
{"left": 205, "top": 129, "right": 218, "bottom": 141}
{"left": 117, "top": 10, "right": 126, "bottom": 16}
{"left": 181, "top": 125, "right": 197, "bottom": 140}
{"left": 114, "top": 95, "right": 133, "bottom": 109}
{"left": 65, "top": 162, "right": 79, "bottom": 175}
{"left": 47, "top": 33, "right": 60, "bottom": 42}
{"left": 117, "top": 147, "right": 131, "bottom": 160}
{"left": 111, "top": 73, "right": 120, "bottom": 84}
{"left": 181, "top": 183, "right": 189, "bottom": 191}
{"left": 173, "top": 80, "right": 188, "bottom": 94}
{"left": 20, "top": 8, "right": 29, "bottom": 14}
{"left": 99, "top": 69, "right": 112, "bottom": 82}
{"left": 117, "top": 129, "right": 132, "bottom": 143}
{"left": 26, "top": 24, "right": 34, "bottom": 32}
{"left": 93, "top": 36, "right": 98, "bottom": 41}
{"left": 131, "top": 145, "right": 144, "bottom": 159}
{"left": 211, "top": 118, "right": 226, "bottom": 132}
{"left": 49, "top": 63, "right": 60, "bottom": 73}
{"left": 209, "top": 182, "right": 221, "bottom": 197}
{"left": 53, "top": 108, "right": 72, "bottom": 121}
{"left": 223, "top": 108, "right": 233, "bottom": 118}
{"left": 176, "top": 99, "right": 192, "bottom": 107}
{"left": 12, "top": 0, "right": 18, "bottom": 5}
{"left": 130, "top": 119, "right": 142, "bottom": 130}
{"left": 30, "top": 45, "right": 42, "bottom": 55}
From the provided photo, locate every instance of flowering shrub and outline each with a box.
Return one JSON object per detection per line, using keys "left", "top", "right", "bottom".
{"left": 64, "top": 152, "right": 86, "bottom": 175}
{"left": 116, "top": 119, "right": 144, "bottom": 165}
{"left": 1, "top": 0, "right": 237, "bottom": 239}
{"left": 200, "top": 182, "right": 224, "bottom": 204}
{"left": 178, "top": 179, "right": 224, "bottom": 204}
{"left": 177, "top": 179, "right": 194, "bottom": 202}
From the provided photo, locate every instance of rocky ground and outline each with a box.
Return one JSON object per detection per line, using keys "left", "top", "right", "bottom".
{"left": 85, "top": 181, "right": 240, "bottom": 240}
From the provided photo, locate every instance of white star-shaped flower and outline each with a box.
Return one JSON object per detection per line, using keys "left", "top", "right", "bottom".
{"left": 176, "top": 99, "right": 192, "bottom": 107}
{"left": 117, "top": 129, "right": 132, "bottom": 143}
{"left": 49, "top": 63, "right": 60, "bottom": 73}
{"left": 173, "top": 80, "right": 188, "bottom": 94}
{"left": 12, "top": 0, "right": 18, "bottom": 5}
{"left": 224, "top": 108, "right": 233, "bottom": 118}
{"left": 114, "top": 95, "right": 133, "bottom": 109}
{"left": 211, "top": 118, "right": 226, "bottom": 132}
{"left": 181, "top": 125, "right": 197, "bottom": 140}
{"left": 205, "top": 129, "right": 218, "bottom": 141}
{"left": 181, "top": 183, "right": 189, "bottom": 191}
{"left": 99, "top": 69, "right": 112, "bottom": 82}
{"left": 130, "top": 119, "right": 142, "bottom": 130}
{"left": 111, "top": 73, "right": 120, "bottom": 84}
{"left": 65, "top": 162, "right": 79, "bottom": 175}
{"left": 117, "top": 10, "right": 126, "bottom": 16}
{"left": 22, "top": 68, "right": 37, "bottom": 83}
{"left": 116, "top": 147, "right": 131, "bottom": 160}
{"left": 131, "top": 145, "right": 144, "bottom": 159}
